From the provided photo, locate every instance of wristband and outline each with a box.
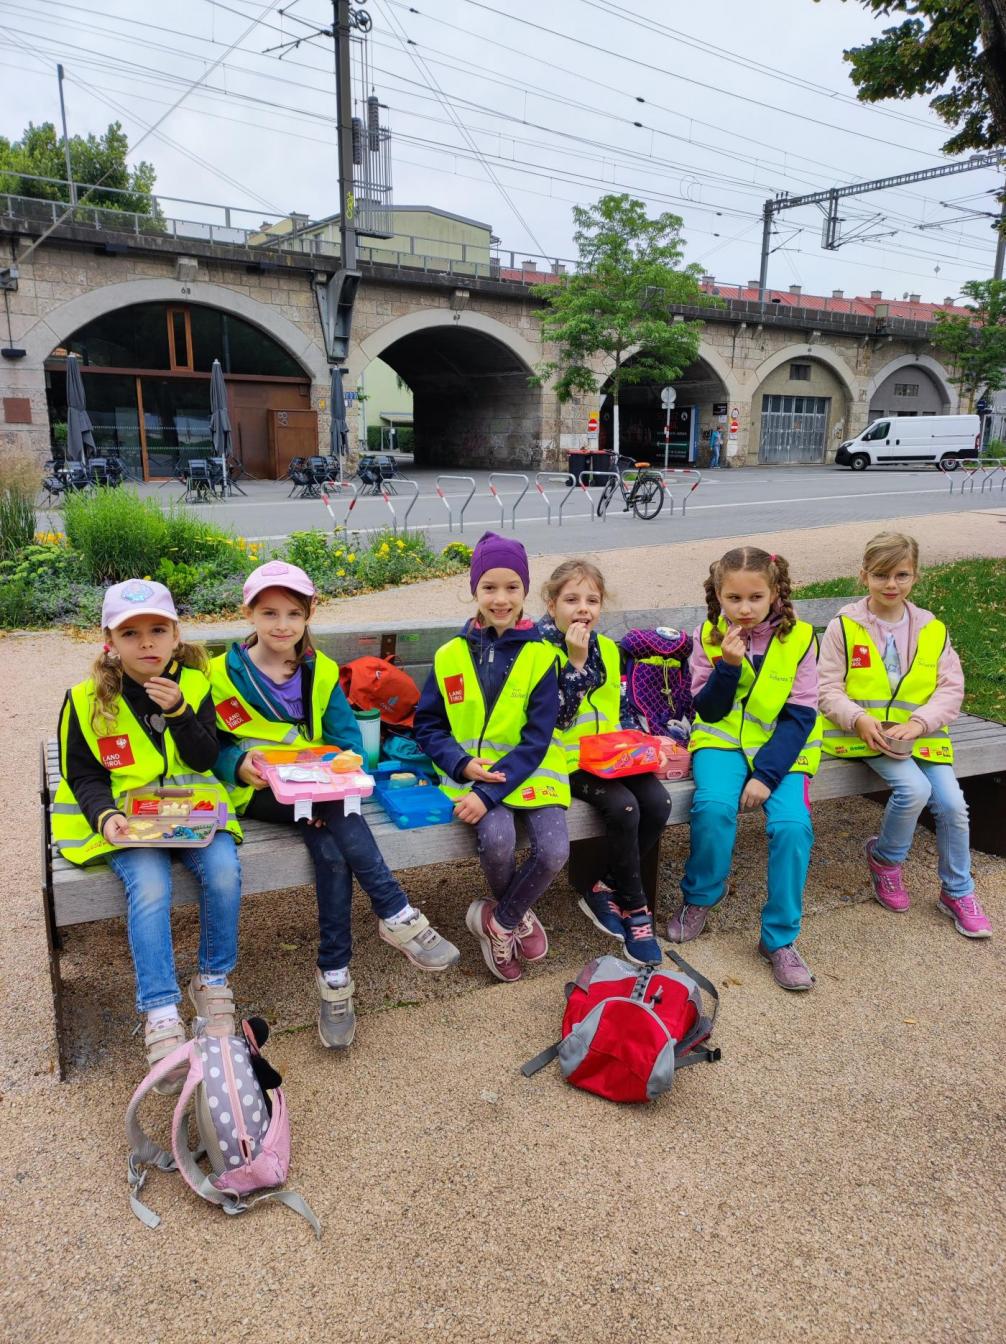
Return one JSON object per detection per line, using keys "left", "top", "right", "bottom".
{"left": 163, "top": 697, "right": 186, "bottom": 717}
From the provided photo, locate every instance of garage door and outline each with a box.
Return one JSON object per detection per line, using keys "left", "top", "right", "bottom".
{"left": 759, "top": 395, "right": 830, "bottom": 463}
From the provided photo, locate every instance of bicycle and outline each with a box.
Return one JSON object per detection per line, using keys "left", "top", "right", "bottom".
{"left": 595, "top": 454, "right": 666, "bottom": 521}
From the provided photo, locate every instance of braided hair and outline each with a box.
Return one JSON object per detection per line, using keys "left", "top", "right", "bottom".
{"left": 703, "top": 546, "right": 797, "bottom": 645}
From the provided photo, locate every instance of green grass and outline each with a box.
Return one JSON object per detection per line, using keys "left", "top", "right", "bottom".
{"left": 794, "top": 557, "right": 1006, "bottom": 723}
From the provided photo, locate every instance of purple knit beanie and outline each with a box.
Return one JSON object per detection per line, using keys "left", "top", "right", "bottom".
{"left": 469, "top": 531, "right": 530, "bottom": 594}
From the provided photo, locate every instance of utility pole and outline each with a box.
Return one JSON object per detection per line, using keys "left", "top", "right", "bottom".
{"left": 333, "top": 0, "right": 356, "bottom": 273}
{"left": 757, "top": 150, "right": 1006, "bottom": 301}
{"left": 995, "top": 176, "right": 1006, "bottom": 282}
{"left": 56, "top": 64, "right": 76, "bottom": 206}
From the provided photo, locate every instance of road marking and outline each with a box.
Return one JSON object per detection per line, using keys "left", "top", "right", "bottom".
{"left": 688, "top": 485, "right": 948, "bottom": 511}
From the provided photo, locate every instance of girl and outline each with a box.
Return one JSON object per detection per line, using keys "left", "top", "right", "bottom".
{"left": 818, "top": 531, "right": 990, "bottom": 938}
{"left": 537, "top": 558, "right": 669, "bottom": 966}
{"left": 666, "top": 548, "right": 820, "bottom": 991}
{"left": 53, "top": 579, "right": 243, "bottom": 1088}
{"left": 212, "top": 560, "right": 459, "bottom": 1052}
{"left": 414, "top": 532, "right": 569, "bottom": 982}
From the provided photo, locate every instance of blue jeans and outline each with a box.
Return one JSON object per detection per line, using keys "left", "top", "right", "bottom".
{"left": 476, "top": 805, "right": 570, "bottom": 929}
{"left": 246, "top": 791, "right": 408, "bottom": 971}
{"left": 709, "top": 440, "right": 720, "bottom": 468}
{"left": 681, "top": 748, "right": 813, "bottom": 951}
{"left": 107, "top": 833, "right": 242, "bottom": 1014}
{"left": 866, "top": 756, "right": 973, "bottom": 897}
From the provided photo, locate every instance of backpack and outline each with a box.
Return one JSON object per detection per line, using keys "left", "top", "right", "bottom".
{"left": 521, "top": 950, "right": 720, "bottom": 1104}
{"left": 125, "top": 1018, "right": 320, "bottom": 1235}
{"left": 339, "top": 656, "right": 420, "bottom": 728}
{"left": 620, "top": 627, "right": 693, "bottom": 741}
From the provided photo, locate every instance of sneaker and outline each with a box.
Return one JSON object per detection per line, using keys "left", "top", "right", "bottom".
{"left": 621, "top": 908, "right": 662, "bottom": 966}
{"left": 378, "top": 910, "right": 461, "bottom": 972}
{"left": 865, "top": 837, "right": 911, "bottom": 912}
{"left": 666, "top": 901, "right": 709, "bottom": 944}
{"left": 315, "top": 969, "right": 357, "bottom": 1049}
{"left": 758, "top": 940, "right": 815, "bottom": 992}
{"left": 513, "top": 909, "right": 549, "bottom": 963}
{"left": 577, "top": 883, "right": 626, "bottom": 941}
{"left": 144, "top": 1016, "right": 187, "bottom": 1095}
{"left": 188, "top": 974, "right": 236, "bottom": 1037}
{"left": 937, "top": 891, "right": 992, "bottom": 939}
{"left": 465, "top": 899, "right": 522, "bottom": 982}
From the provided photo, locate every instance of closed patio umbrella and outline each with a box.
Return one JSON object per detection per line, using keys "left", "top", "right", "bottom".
{"left": 329, "top": 365, "right": 349, "bottom": 482}
{"left": 65, "top": 355, "right": 95, "bottom": 464}
{"left": 209, "top": 358, "right": 231, "bottom": 494}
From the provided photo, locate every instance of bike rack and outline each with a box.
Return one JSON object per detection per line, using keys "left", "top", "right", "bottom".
{"left": 658, "top": 467, "right": 703, "bottom": 516}
{"left": 979, "top": 462, "right": 1006, "bottom": 494}
{"left": 487, "top": 472, "right": 530, "bottom": 529}
{"left": 435, "top": 475, "right": 476, "bottom": 533}
{"left": 321, "top": 479, "right": 358, "bottom": 541}
{"left": 380, "top": 477, "right": 420, "bottom": 534}
{"left": 534, "top": 471, "right": 574, "bottom": 526}
{"left": 586, "top": 471, "right": 619, "bottom": 522}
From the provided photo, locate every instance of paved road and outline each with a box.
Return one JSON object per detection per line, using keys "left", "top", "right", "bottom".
{"left": 38, "top": 463, "right": 997, "bottom": 555}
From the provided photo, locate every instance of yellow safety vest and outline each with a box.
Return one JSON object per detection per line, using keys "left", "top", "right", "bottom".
{"left": 209, "top": 648, "right": 342, "bottom": 814}
{"left": 821, "top": 616, "right": 953, "bottom": 763}
{"left": 689, "top": 619, "right": 821, "bottom": 776}
{"left": 433, "top": 636, "right": 570, "bottom": 808}
{"left": 53, "top": 668, "right": 242, "bottom": 866}
{"left": 555, "top": 633, "right": 622, "bottom": 771}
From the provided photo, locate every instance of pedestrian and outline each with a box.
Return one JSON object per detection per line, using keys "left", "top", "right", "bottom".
{"left": 708, "top": 426, "right": 723, "bottom": 468}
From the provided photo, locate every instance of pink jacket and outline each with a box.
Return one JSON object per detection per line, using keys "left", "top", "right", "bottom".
{"left": 817, "top": 596, "right": 964, "bottom": 734}
{"left": 689, "top": 616, "right": 819, "bottom": 709}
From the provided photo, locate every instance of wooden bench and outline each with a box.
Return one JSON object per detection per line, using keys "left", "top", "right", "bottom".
{"left": 40, "top": 600, "right": 1006, "bottom": 1077}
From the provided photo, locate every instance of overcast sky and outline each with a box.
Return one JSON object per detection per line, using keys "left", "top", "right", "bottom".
{"left": 1, "top": 0, "right": 1002, "bottom": 303}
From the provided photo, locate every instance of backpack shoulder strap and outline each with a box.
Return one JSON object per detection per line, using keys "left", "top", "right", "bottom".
{"left": 125, "top": 1039, "right": 196, "bottom": 1228}
{"left": 663, "top": 948, "right": 722, "bottom": 1067}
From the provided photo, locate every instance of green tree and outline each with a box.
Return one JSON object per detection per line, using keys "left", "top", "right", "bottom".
{"left": 0, "top": 121, "right": 158, "bottom": 214}
{"left": 933, "top": 279, "right": 1006, "bottom": 411}
{"left": 822, "top": 1, "right": 1006, "bottom": 154}
{"left": 532, "top": 194, "right": 711, "bottom": 456}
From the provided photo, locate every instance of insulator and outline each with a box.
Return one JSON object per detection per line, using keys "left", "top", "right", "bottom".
{"left": 351, "top": 117, "right": 364, "bottom": 166}
{"left": 367, "top": 95, "right": 380, "bottom": 152}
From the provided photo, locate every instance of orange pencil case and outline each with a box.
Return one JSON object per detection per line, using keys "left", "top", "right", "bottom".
{"left": 578, "top": 730, "right": 662, "bottom": 779}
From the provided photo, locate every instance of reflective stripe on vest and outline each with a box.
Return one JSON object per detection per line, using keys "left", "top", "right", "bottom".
{"left": 433, "top": 637, "right": 570, "bottom": 808}
{"left": 209, "top": 650, "right": 341, "bottom": 814}
{"left": 820, "top": 616, "right": 953, "bottom": 763}
{"left": 555, "top": 634, "right": 621, "bottom": 770}
{"left": 689, "top": 619, "right": 822, "bottom": 777}
{"left": 53, "top": 668, "right": 242, "bottom": 866}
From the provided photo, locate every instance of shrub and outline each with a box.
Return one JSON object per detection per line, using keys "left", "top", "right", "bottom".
{"left": 63, "top": 486, "right": 169, "bottom": 581}
{"left": 0, "top": 454, "right": 40, "bottom": 563}
{"left": 184, "top": 572, "right": 249, "bottom": 615}
{"left": 985, "top": 438, "right": 1006, "bottom": 461}
{"left": 441, "top": 541, "right": 473, "bottom": 570}
{"left": 354, "top": 529, "right": 439, "bottom": 588}
{"left": 0, "top": 540, "right": 102, "bottom": 628}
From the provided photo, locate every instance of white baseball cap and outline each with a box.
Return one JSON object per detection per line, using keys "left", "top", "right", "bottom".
{"left": 102, "top": 579, "right": 179, "bottom": 631}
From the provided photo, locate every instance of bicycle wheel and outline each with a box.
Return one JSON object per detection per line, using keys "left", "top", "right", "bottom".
{"left": 631, "top": 473, "right": 664, "bottom": 520}
{"left": 596, "top": 477, "right": 617, "bottom": 518}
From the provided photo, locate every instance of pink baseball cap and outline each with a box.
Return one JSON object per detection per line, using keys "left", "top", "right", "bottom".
{"left": 243, "top": 561, "right": 316, "bottom": 606}
{"left": 102, "top": 579, "right": 179, "bottom": 631}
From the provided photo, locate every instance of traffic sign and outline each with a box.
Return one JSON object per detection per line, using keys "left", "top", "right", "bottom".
{"left": 661, "top": 386, "right": 677, "bottom": 410}
{"left": 729, "top": 417, "right": 739, "bottom": 435}
{"left": 587, "top": 411, "right": 599, "bottom": 433}
{"left": 730, "top": 406, "right": 739, "bottom": 419}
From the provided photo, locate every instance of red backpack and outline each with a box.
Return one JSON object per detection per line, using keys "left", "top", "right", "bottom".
{"left": 522, "top": 951, "right": 720, "bottom": 1103}
{"left": 338, "top": 656, "right": 420, "bottom": 727}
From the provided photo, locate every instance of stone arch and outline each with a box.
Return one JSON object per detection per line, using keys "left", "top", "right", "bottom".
{"left": 752, "top": 342, "right": 858, "bottom": 398}
{"left": 351, "top": 306, "right": 539, "bottom": 379}
{"left": 23, "top": 278, "right": 328, "bottom": 382}
{"left": 866, "top": 353, "right": 957, "bottom": 411}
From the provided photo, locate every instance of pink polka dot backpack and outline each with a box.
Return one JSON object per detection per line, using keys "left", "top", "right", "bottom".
{"left": 125, "top": 1018, "right": 320, "bottom": 1236}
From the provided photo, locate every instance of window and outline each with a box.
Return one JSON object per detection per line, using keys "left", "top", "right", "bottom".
{"left": 167, "top": 308, "right": 193, "bottom": 371}
{"left": 864, "top": 421, "right": 890, "bottom": 441}
{"left": 789, "top": 363, "right": 811, "bottom": 381}
{"left": 893, "top": 382, "right": 919, "bottom": 397}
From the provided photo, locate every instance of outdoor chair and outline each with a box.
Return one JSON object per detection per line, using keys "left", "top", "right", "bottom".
{"left": 356, "top": 454, "right": 399, "bottom": 496}
{"left": 181, "top": 458, "right": 217, "bottom": 504}
{"left": 63, "top": 462, "right": 91, "bottom": 492}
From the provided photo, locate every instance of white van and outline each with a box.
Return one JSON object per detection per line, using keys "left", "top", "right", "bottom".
{"left": 835, "top": 415, "right": 980, "bottom": 471}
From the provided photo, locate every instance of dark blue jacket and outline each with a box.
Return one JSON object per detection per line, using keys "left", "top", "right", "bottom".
{"left": 214, "top": 642, "right": 362, "bottom": 785}
{"left": 414, "top": 619, "right": 560, "bottom": 809}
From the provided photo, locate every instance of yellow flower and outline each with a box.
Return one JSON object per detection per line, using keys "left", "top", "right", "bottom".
{"left": 347, "top": 551, "right": 356, "bottom": 563}
{"left": 334, "top": 548, "right": 344, "bottom": 558}
{"left": 396, "top": 539, "right": 405, "bottom": 550}
{"left": 336, "top": 568, "right": 346, "bottom": 578}
{"left": 379, "top": 542, "right": 390, "bottom": 555}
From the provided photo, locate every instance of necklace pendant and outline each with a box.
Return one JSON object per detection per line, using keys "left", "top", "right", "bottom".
{"left": 149, "top": 713, "right": 167, "bottom": 734}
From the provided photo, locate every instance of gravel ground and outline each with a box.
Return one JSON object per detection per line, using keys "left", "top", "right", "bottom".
{"left": 1, "top": 509, "right": 1004, "bottom": 1343}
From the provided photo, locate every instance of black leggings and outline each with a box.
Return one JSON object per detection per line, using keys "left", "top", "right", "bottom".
{"left": 569, "top": 769, "right": 672, "bottom": 908}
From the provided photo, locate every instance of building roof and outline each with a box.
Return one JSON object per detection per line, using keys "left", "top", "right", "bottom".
{"left": 292, "top": 204, "right": 492, "bottom": 235}
{"left": 699, "top": 282, "right": 973, "bottom": 319}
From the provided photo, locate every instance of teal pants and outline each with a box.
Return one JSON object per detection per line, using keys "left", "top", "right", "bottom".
{"left": 681, "top": 748, "right": 813, "bottom": 951}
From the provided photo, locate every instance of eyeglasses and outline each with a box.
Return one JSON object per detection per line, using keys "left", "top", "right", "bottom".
{"left": 868, "top": 571, "right": 914, "bottom": 584}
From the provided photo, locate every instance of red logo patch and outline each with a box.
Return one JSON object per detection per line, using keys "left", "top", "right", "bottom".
{"left": 216, "top": 697, "right": 252, "bottom": 729}
{"left": 850, "top": 644, "right": 872, "bottom": 669}
{"left": 918, "top": 746, "right": 931, "bottom": 758}
{"left": 98, "top": 734, "right": 135, "bottom": 769}
{"left": 521, "top": 786, "right": 536, "bottom": 801}
{"left": 444, "top": 674, "right": 465, "bottom": 705}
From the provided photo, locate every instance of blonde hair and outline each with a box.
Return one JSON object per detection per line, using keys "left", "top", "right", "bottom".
{"left": 541, "top": 558, "right": 608, "bottom": 608}
{"left": 704, "top": 546, "right": 797, "bottom": 645}
{"left": 90, "top": 634, "right": 208, "bottom": 733}
{"left": 244, "top": 585, "right": 315, "bottom": 668}
{"left": 861, "top": 531, "right": 919, "bottom": 577}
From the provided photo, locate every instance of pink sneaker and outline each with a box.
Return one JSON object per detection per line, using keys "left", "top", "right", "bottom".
{"left": 937, "top": 891, "right": 992, "bottom": 939}
{"left": 465, "top": 899, "right": 522, "bottom": 981}
{"left": 864, "top": 838, "right": 911, "bottom": 912}
{"left": 513, "top": 909, "right": 549, "bottom": 962}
